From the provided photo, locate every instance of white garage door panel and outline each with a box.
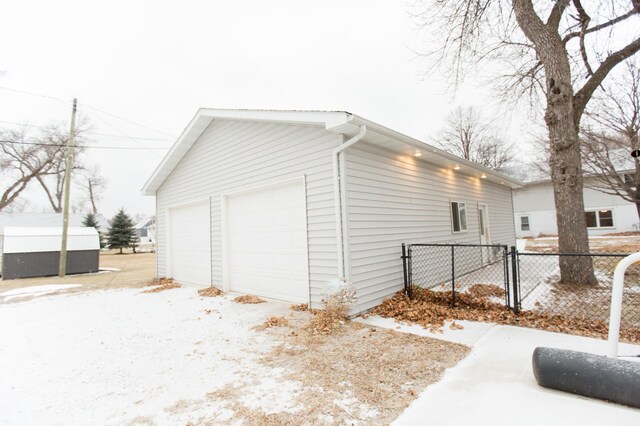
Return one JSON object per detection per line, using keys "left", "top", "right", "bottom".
{"left": 169, "top": 201, "right": 211, "bottom": 286}
{"left": 226, "top": 179, "right": 308, "bottom": 303}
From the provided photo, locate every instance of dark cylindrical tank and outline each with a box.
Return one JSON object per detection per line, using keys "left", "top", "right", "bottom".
{"left": 532, "top": 347, "right": 640, "bottom": 409}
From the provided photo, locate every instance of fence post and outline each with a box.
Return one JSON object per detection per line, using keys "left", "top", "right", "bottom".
{"left": 401, "top": 243, "right": 411, "bottom": 298}
{"left": 510, "top": 246, "right": 519, "bottom": 314}
{"left": 503, "top": 245, "right": 510, "bottom": 307}
{"left": 451, "top": 245, "right": 456, "bottom": 308}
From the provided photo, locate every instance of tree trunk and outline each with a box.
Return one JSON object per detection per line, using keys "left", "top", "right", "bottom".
{"left": 512, "top": 0, "right": 597, "bottom": 285}
{"left": 545, "top": 59, "right": 597, "bottom": 285}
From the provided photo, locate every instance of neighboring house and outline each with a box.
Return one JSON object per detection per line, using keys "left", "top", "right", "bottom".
{"left": 134, "top": 216, "right": 156, "bottom": 252}
{"left": 142, "top": 109, "right": 521, "bottom": 313}
{"left": 513, "top": 177, "right": 638, "bottom": 237}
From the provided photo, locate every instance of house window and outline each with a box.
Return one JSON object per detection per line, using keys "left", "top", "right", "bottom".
{"left": 585, "top": 210, "right": 614, "bottom": 228}
{"left": 451, "top": 201, "right": 467, "bottom": 233}
{"left": 520, "top": 216, "right": 530, "bottom": 231}
{"left": 140, "top": 228, "right": 148, "bottom": 237}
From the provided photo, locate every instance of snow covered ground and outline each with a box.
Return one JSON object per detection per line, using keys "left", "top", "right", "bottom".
{"left": 0, "top": 287, "right": 298, "bottom": 425}
{"left": 3, "top": 285, "right": 640, "bottom": 425}
{"left": 356, "top": 317, "right": 640, "bottom": 425}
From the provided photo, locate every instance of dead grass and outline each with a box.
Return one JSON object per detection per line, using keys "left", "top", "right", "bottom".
{"left": 253, "top": 321, "right": 469, "bottom": 425}
{"left": 233, "top": 294, "right": 266, "bottom": 304}
{"left": 142, "top": 278, "right": 181, "bottom": 293}
{"left": 198, "top": 287, "right": 224, "bottom": 297}
{"left": 373, "top": 287, "right": 640, "bottom": 343}
{"left": 167, "top": 302, "right": 470, "bottom": 425}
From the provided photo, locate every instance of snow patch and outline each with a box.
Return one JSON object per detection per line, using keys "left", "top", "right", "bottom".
{"left": 0, "top": 284, "right": 82, "bottom": 300}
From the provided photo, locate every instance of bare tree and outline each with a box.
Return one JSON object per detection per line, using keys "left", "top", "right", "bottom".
{"left": 33, "top": 122, "right": 89, "bottom": 213}
{"left": 582, "top": 61, "right": 640, "bottom": 219}
{"left": 0, "top": 128, "right": 57, "bottom": 211}
{"left": 77, "top": 165, "right": 107, "bottom": 214}
{"left": 414, "top": 1, "right": 640, "bottom": 285}
{"left": 434, "top": 106, "right": 514, "bottom": 169}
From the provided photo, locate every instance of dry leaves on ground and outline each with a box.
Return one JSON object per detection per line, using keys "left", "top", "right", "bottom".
{"left": 290, "top": 303, "right": 309, "bottom": 312}
{"left": 142, "top": 278, "right": 181, "bottom": 293}
{"left": 373, "top": 286, "right": 640, "bottom": 343}
{"left": 303, "top": 287, "right": 356, "bottom": 335}
{"left": 233, "top": 295, "right": 266, "bottom": 304}
{"left": 198, "top": 286, "right": 224, "bottom": 297}
{"left": 254, "top": 316, "right": 291, "bottom": 330}
{"left": 467, "top": 284, "right": 505, "bottom": 299}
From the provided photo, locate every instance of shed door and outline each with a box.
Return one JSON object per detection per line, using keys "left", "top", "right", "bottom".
{"left": 168, "top": 200, "right": 211, "bottom": 286}
{"left": 226, "top": 179, "right": 308, "bottom": 303}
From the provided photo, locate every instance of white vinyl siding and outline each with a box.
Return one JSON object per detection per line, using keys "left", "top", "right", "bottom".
{"left": 344, "top": 144, "right": 516, "bottom": 313}
{"left": 155, "top": 119, "right": 340, "bottom": 309}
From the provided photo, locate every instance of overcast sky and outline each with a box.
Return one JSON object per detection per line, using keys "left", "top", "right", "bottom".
{"left": 0, "top": 0, "right": 530, "bottom": 219}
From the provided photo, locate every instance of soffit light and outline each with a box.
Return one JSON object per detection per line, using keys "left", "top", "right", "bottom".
{"left": 414, "top": 150, "right": 422, "bottom": 157}
{"left": 481, "top": 174, "right": 487, "bottom": 179}
{"left": 453, "top": 165, "right": 460, "bottom": 170}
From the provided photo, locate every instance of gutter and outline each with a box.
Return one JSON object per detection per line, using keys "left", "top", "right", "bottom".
{"left": 332, "top": 125, "right": 367, "bottom": 279}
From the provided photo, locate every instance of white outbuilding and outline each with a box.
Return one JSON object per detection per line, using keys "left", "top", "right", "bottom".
{"left": 1, "top": 227, "right": 100, "bottom": 280}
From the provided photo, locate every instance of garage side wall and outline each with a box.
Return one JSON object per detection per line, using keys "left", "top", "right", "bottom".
{"left": 344, "top": 144, "right": 516, "bottom": 313}
{"left": 155, "top": 119, "right": 341, "bottom": 308}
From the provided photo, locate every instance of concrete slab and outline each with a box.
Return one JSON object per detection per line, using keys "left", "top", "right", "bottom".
{"left": 355, "top": 316, "right": 495, "bottom": 346}
{"left": 392, "top": 325, "right": 640, "bottom": 425}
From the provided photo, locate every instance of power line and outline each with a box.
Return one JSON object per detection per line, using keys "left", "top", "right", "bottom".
{"left": 0, "top": 84, "right": 176, "bottom": 139}
{"left": 83, "top": 110, "right": 164, "bottom": 158}
{"left": 0, "top": 139, "right": 169, "bottom": 151}
{"left": 0, "top": 85, "right": 72, "bottom": 105}
{"left": 80, "top": 103, "right": 175, "bottom": 138}
{"left": 0, "top": 120, "right": 174, "bottom": 141}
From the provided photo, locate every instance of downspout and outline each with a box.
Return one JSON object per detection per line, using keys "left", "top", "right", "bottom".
{"left": 333, "top": 125, "right": 367, "bottom": 279}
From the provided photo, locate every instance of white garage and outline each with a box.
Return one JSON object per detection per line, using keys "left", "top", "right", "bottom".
{"left": 167, "top": 200, "right": 211, "bottom": 286}
{"left": 144, "top": 109, "right": 520, "bottom": 314}
{"left": 223, "top": 178, "right": 309, "bottom": 303}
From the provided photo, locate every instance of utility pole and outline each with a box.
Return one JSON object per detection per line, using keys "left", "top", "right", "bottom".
{"left": 59, "top": 98, "right": 77, "bottom": 277}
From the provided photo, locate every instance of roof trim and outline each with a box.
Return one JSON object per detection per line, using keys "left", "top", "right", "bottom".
{"left": 141, "top": 109, "right": 522, "bottom": 195}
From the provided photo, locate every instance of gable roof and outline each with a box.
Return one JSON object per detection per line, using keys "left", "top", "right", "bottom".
{"left": 142, "top": 109, "right": 523, "bottom": 195}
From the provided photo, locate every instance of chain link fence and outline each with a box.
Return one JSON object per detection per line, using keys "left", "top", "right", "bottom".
{"left": 516, "top": 251, "right": 640, "bottom": 329}
{"left": 403, "top": 243, "right": 640, "bottom": 331}
{"left": 403, "top": 243, "right": 510, "bottom": 307}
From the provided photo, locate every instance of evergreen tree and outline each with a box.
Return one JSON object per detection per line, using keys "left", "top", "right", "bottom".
{"left": 82, "top": 211, "right": 106, "bottom": 249}
{"left": 107, "top": 208, "right": 137, "bottom": 254}
{"left": 82, "top": 212, "right": 99, "bottom": 228}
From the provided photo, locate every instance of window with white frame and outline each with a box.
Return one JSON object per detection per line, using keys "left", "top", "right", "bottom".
{"left": 585, "top": 209, "right": 614, "bottom": 228}
{"left": 451, "top": 201, "right": 467, "bottom": 232}
{"left": 520, "top": 216, "right": 530, "bottom": 231}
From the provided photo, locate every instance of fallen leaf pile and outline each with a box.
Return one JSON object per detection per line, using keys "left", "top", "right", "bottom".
{"left": 255, "top": 316, "right": 291, "bottom": 330}
{"left": 290, "top": 303, "right": 309, "bottom": 312}
{"left": 304, "top": 290, "right": 354, "bottom": 335}
{"left": 142, "top": 278, "right": 181, "bottom": 293}
{"left": 372, "top": 287, "right": 640, "bottom": 343}
{"left": 233, "top": 294, "right": 266, "bottom": 304}
{"left": 467, "top": 284, "right": 505, "bottom": 300}
{"left": 198, "top": 286, "right": 224, "bottom": 297}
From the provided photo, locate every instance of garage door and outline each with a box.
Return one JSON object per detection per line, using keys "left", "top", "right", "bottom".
{"left": 169, "top": 200, "right": 211, "bottom": 286}
{"left": 226, "top": 179, "right": 308, "bottom": 303}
